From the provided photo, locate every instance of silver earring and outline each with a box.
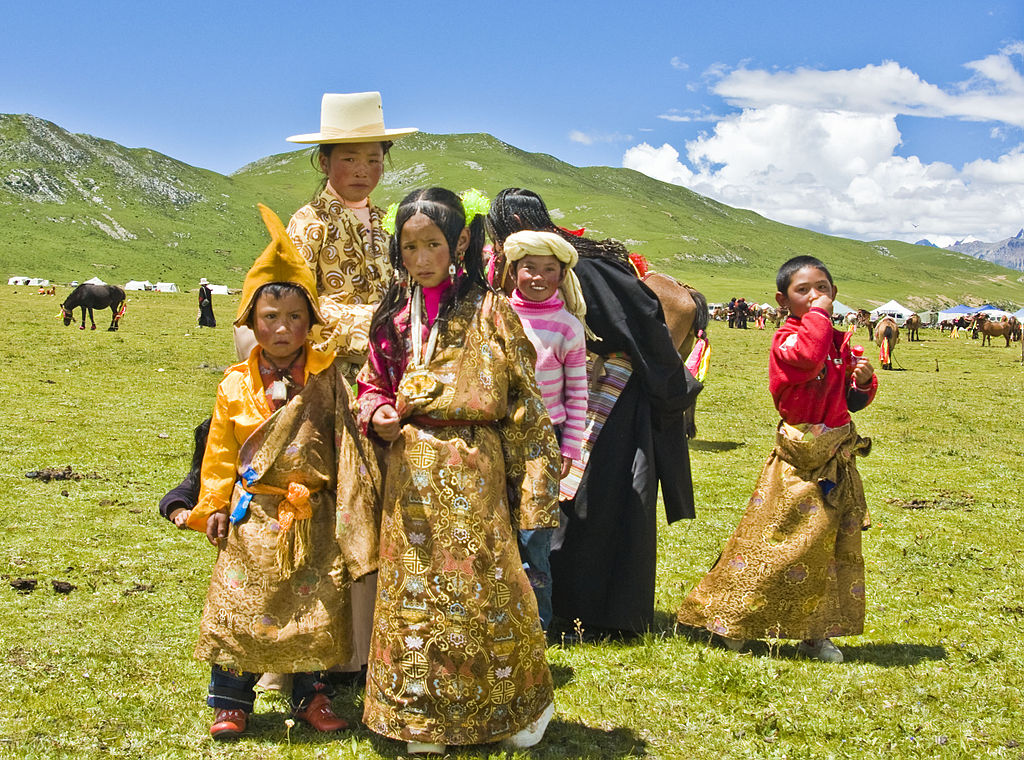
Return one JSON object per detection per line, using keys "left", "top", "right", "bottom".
{"left": 448, "top": 263, "right": 457, "bottom": 278}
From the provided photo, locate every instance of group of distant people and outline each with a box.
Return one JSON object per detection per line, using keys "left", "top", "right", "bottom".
{"left": 159, "top": 92, "right": 878, "bottom": 753}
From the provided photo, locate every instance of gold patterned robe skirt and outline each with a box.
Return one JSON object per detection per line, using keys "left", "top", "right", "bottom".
{"left": 358, "top": 289, "right": 561, "bottom": 744}
{"left": 677, "top": 421, "right": 871, "bottom": 641}
{"left": 194, "top": 362, "right": 381, "bottom": 673}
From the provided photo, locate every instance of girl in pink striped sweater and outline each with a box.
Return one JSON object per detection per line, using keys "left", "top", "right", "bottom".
{"left": 501, "top": 230, "right": 589, "bottom": 631}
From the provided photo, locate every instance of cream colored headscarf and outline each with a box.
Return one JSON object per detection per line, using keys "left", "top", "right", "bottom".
{"left": 502, "top": 230, "right": 593, "bottom": 338}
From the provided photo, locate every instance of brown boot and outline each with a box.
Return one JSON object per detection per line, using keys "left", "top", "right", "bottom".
{"left": 210, "top": 708, "right": 247, "bottom": 740}
{"left": 293, "top": 693, "right": 348, "bottom": 732}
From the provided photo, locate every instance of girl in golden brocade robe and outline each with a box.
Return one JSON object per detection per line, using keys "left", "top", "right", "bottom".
{"left": 357, "top": 189, "right": 561, "bottom": 754}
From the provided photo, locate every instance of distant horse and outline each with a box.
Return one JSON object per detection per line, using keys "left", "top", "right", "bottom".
{"left": 61, "top": 284, "right": 126, "bottom": 331}
{"left": 766, "top": 306, "right": 789, "bottom": 329}
{"left": 905, "top": 313, "right": 921, "bottom": 342}
{"left": 873, "top": 316, "right": 899, "bottom": 370}
{"left": 642, "top": 272, "right": 709, "bottom": 438}
{"left": 974, "top": 313, "right": 1014, "bottom": 347}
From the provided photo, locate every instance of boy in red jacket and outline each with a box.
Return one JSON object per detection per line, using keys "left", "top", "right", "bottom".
{"left": 678, "top": 255, "right": 876, "bottom": 662}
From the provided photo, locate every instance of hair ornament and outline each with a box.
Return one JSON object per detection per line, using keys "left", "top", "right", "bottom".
{"left": 382, "top": 202, "right": 399, "bottom": 236}
{"left": 459, "top": 188, "right": 491, "bottom": 226}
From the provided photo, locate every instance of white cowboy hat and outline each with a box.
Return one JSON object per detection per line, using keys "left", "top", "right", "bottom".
{"left": 286, "top": 92, "right": 417, "bottom": 144}
{"left": 199, "top": 277, "right": 209, "bottom": 285}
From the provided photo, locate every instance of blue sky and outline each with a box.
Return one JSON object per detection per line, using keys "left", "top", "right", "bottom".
{"left": 3, "top": 0, "right": 1022, "bottom": 246}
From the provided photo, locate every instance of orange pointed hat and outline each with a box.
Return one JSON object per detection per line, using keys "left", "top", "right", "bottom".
{"left": 234, "top": 204, "right": 324, "bottom": 327}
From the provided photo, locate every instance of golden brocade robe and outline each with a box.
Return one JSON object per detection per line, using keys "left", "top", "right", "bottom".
{"left": 288, "top": 189, "right": 391, "bottom": 378}
{"left": 357, "top": 288, "right": 561, "bottom": 745}
{"left": 189, "top": 345, "right": 382, "bottom": 673}
{"left": 677, "top": 421, "right": 871, "bottom": 641}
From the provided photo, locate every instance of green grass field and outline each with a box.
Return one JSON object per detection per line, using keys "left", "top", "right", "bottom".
{"left": 1, "top": 288, "right": 1022, "bottom": 759}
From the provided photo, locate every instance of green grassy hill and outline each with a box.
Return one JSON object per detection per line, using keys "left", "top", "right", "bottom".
{"left": 3, "top": 114, "right": 1023, "bottom": 308}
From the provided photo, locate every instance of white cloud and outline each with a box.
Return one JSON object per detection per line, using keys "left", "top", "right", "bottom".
{"left": 569, "top": 130, "right": 633, "bottom": 145}
{"left": 670, "top": 56, "right": 689, "bottom": 71}
{"left": 623, "top": 45, "right": 1024, "bottom": 244}
{"left": 657, "top": 108, "right": 725, "bottom": 123}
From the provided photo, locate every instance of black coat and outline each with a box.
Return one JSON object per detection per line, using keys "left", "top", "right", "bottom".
{"left": 550, "top": 256, "right": 702, "bottom": 634}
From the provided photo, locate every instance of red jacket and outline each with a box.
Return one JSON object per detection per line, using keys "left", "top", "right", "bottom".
{"left": 769, "top": 307, "right": 877, "bottom": 427}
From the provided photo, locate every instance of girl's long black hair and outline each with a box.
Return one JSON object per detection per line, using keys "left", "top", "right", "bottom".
{"left": 485, "top": 187, "right": 632, "bottom": 266}
{"left": 369, "top": 188, "right": 488, "bottom": 364}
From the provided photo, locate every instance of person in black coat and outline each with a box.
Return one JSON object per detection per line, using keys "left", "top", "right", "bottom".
{"left": 159, "top": 418, "right": 210, "bottom": 528}
{"left": 487, "top": 188, "right": 702, "bottom": 639}
{"left": 197, "top": 278, "right": 217, "bottom": 328}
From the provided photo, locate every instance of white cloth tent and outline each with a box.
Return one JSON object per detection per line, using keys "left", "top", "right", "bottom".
{"left": 27, "top": 278, "right": 50, "bottom": 287}
{"left": 936, "top": 305, "right": 977, "bottom": 323}
{"left": 832, "top": 300, "right": 854, "bottom": 317}
{"left": 208, "top": 283, "right": 229, "bottom": 295}
{"left": 8, "top": 276, "right": 30, "bottom": 285}
{"left": 84, "top": 276, "right": 106, "bottom": 286}
{"left": 1012, "top": 308, "right": 1024, "bottom": 321}
{"left": 977, "top": 306, "right": 1012, "bottom": 320}
{"left": 870, "top": 300, "right": 915, "bottom": 324}
{"left": 155, "top": 282, "right": 179, "bottom": 293}
{"left": 124, "top": 280, "right": 153, "bottom": 291}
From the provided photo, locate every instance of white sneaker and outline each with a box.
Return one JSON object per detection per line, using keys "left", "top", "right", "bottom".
{"left": 407, "top": 741, "right": 446, "bottom": 754}
{"left": 506, "top": 701, "right": 554, "bottom": 749}
{"left": 797, "top": 638, "right": 844, "bottom": 663}
{"left": 719, "top": 635, "right": 746, "bottom": 652}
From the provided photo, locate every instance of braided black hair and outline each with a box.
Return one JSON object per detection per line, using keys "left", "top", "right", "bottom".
{"left": 369, "top": 188, "right": 488, "bottom": 364}
{"left": 486, "top": 187, "right": 632, "bottom": 267}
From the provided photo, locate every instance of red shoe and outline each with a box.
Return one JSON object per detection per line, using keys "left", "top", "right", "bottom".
{"left": 293, "top": 693, "right": 348, "bottom": 732}
{"left": 210, "top": 708, "right": 247, "bottom": 740}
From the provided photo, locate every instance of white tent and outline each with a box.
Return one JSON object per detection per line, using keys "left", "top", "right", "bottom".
{"left": 7, "top": 276, "right": 30, "bottom": 285}
{"left": 208, "top": 283, "right": 229, "bottom": 295}
{"left": 84, "top": 276, "right": 106, "bottom": 286}
{"left": 155, "top": 282, "right": 178, "bottom": 293}
{"left": 27, "top": 278, "right": 51, "bottom": 287}
{"left": 936, "top": 305, "right": 977, "bottom": 323}
{"left": 977, "top": 306, "right": 1012, "bottom": 320}
{"left": 832, "top": 300, "right": 854, "bottom": 317}
{"left": 870, "top": 300, "right": 915, "bottom": 324}
{"left": 1013, "top": 308, "right": 1024, "bottom": 321}
{"left": 124, "top": 280, "right": 153, "bottom": 291}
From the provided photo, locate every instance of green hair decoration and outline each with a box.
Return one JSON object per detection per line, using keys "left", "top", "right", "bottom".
{"left": 381, "top": 189, "right": 490, "bottom": 238}
{"left": 459, "top": 188, "right": 491, "bottom": 225}
{"left": 381, "top": 202, "right": 399, "bottom": 236}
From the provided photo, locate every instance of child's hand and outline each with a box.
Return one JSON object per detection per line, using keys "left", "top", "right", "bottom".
{"left": 169, "top": 507, "right": 192, "bottom": 529}
{"left": 811, "top": 292, "right": 834, "bottom": 314}
{"left": 372, "top": 404, "right": 402, "bottom": 442}
{"left": 852, "top": 357, "right": 875, "bottom": 388}
{"left": 205, "top": 512, "right": 228, "bottom": 546}
{"left": 560, "top": 455, "right": 573, "bottom": 480}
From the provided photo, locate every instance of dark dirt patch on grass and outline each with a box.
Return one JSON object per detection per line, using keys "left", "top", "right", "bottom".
{"left": 25, "top": 466, "right": 100, "bottom": 482}
{"left": 890, "top": 491, "right": 975, "bottom": 510}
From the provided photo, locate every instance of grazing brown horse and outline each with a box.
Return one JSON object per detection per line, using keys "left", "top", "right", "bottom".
{"left": 873, "top": 316, "right": 899, "bottom": 370}
{"left": 61, "top": 284, "right": 126, "bottom": 331}
{"left": 905, "top": 313, "right": 922, "bottom": 341}
{"left": 974, "top": 313, "right": 1014, "bottom": 347}
{"left": 641, "top": 271, "right": 709, "bottom": 438}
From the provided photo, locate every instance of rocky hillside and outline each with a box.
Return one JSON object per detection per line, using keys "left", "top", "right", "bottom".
{"left": 2, "top": 113, "right": 1024, "bottom": 307}
{"left": 948, "top": 230, "right": 1024, "bottom": 272}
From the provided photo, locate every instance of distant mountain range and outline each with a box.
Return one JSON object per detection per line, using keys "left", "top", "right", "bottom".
{"left": 2, "top": 112, "right": 1023, "bottom": 308}
{"left": 946, "top": 230, "right": 1024, "bottom": 272}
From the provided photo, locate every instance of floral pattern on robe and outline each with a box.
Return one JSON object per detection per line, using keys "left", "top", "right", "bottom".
{"left": 192, "top": 348, "right": 382, "bottom": 673}
{"left": 288, "top": 189, "right": 391, "bottom": 380}
{"left": 357, "top": 287, "right": 560, "bottom": 744}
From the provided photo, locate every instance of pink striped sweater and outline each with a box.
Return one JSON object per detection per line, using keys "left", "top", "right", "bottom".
{"left": 509, "top": 290, "right": 588, "bottom": 460}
